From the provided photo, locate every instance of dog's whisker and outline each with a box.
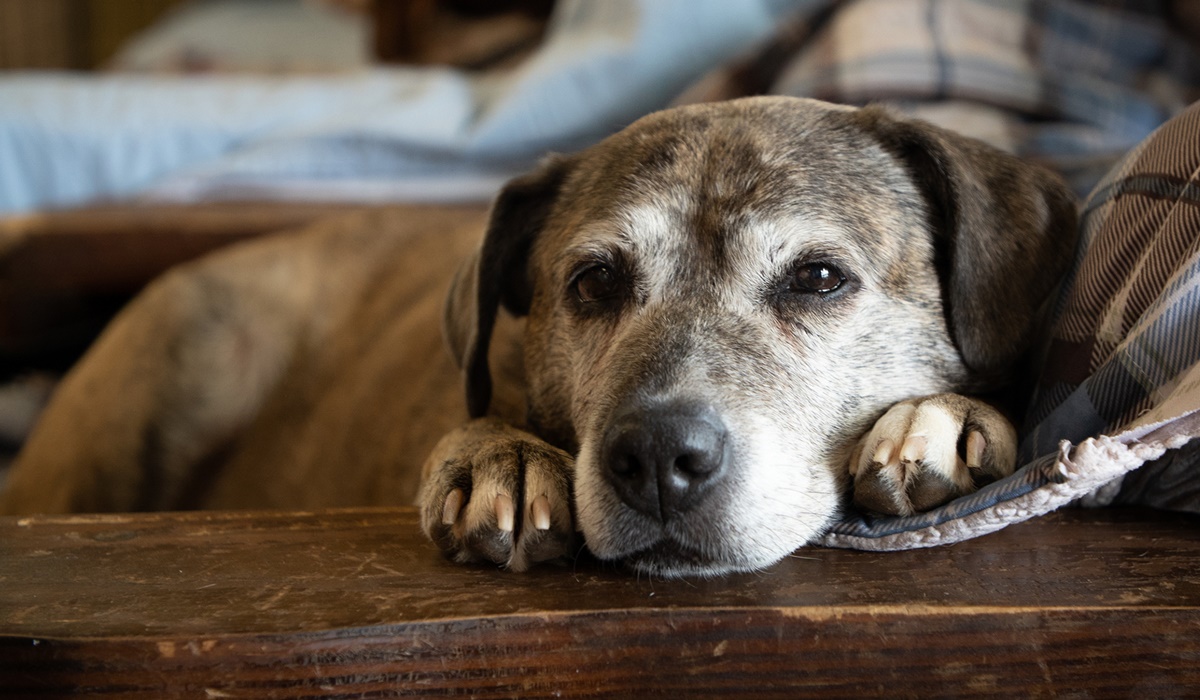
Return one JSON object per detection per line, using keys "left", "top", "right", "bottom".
{"left": 786, "top": 553, "right": 823, "bottom": 561}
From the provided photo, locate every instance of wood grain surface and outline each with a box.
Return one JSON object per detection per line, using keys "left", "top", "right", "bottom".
{"left": 2, "top": 507, "right": 1198, "bottom": 698}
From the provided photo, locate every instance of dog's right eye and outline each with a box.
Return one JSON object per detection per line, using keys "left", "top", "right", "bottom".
{"left": 789, "top": 262, "right": 845, "bottom": 295}
{"left": 573, "top": 265, "right": 621, "bottom": 303}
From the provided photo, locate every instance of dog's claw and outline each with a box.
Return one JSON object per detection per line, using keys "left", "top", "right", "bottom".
{"left": 495, "top": 493, "right": 515, "bottom": 532}
{"left": 442, "top": 488, "right": 464, "bottom": 525}
{"left": 966, "top": 430, "right": 986, "bottom": 469}
{"left": 531, "top": 495, "right": 552, "bottom": 530}
{"left": 899, "top": 435, "right": 926, "bottom": 464}
{"left": 872, "top": 438, "right": 896, "bottom": 467}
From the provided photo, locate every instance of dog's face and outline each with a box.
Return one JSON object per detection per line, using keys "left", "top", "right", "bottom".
{"left": 449, "top": 97, "right": 1075, "bottom": 576}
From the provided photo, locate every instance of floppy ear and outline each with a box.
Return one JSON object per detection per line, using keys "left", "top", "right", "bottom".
{"left": 852, "top": 106, "right": 1078, "bottom": 382}
{"left": 443, "top": 155, "right": 576, "bottom": 418}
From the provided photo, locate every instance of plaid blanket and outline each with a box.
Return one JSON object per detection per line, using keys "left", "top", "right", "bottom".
{"left": 679, "top": 0, "right": 1200, "bottom": 196}
{"left": 822, "top": 99, "right": 1200, "bottom": 549}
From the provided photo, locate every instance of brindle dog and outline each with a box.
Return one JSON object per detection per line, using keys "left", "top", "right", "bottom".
{"left": 0, "top": 97, "right": 1076, "bottom": 577}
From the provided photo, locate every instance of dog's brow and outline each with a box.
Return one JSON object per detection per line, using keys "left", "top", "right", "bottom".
{"left": 616, "top": 202, "right": 681, "bottom": 243}
{"left": 554, "top": 221, "right": 635, "bottom": 279}
{"left": 560, "top": 239, "right": 618, "bottom": 267}
{"left": 746, "top": 215, "right": 874, "bottom": 271}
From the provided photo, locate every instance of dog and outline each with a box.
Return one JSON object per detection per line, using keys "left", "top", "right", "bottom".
{"left": 0, "top": 97, "right": 1076, "bottom": 577}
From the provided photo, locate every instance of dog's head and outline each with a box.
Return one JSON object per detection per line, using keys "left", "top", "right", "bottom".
{"left": 446, "top": 97, "right": 1075, "bottom": 576}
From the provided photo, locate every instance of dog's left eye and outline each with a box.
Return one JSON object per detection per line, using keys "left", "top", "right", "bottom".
{"left": 573, "top": 264, "right": 621, "bottom": 303}
{"left": 789, "top": 262, "right": 845, "bottom": 294}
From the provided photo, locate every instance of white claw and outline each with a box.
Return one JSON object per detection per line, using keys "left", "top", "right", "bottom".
{"left": 495, "top": 493, "right": 515, "bottom": 533}
{"left": 966, "top": 431, "right": 987, "bottom": 469}
{"left": 900, "top": 435, "right": 927, "bottom": 464}
{"left": 442, "top": 488, "right": 464, "bottom": 526}
{"left": 531, "top": 495, "right": 552, "bottom": 530}
{"left": 848, "top": 444, "right": 864, "bottom": 476}
{"left": 873, "top": 439, "right": 896, "bottom": 466}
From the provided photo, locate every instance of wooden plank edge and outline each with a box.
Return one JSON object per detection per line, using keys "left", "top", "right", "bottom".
{"left": 2, "top": 605, "right": 1198, "bottom": 698}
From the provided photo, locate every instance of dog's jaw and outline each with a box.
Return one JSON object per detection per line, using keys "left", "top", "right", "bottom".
{"left": 574, "top": 411, "right": 845, "bottom": 577}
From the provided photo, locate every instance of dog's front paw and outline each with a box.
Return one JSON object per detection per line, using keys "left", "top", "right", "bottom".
{"left": 419, "top": 418, "right": 577, "bottom": 571}
{"left": 850, "top": 394, "right": 1017, "bottom": 516}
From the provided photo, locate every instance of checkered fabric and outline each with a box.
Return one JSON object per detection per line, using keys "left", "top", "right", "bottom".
{"left": 821, "top": 101, "right": 1200, "bottom": 550}
{"left": 678, "top": 0, "right": 1200, "bottom": 197}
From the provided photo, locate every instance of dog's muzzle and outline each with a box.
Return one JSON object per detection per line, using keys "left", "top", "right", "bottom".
{"left": 600, "top": 400, "right": 730, "bottom": 521}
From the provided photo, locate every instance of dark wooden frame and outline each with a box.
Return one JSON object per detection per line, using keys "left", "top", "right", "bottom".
{"left": 3, "top": 507, "right": 1199, "bottom": 697}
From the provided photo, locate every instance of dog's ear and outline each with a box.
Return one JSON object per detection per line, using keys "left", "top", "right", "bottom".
{"left": 444, "top": 155, "right": 575, "bottom": 417}
{"left": 852, "top": 105, "right": 1078, "bottom": 382}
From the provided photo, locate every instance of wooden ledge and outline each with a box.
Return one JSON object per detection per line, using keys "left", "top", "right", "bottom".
{"left": 2, "top": 507, "right": 1198, "bottom": 697}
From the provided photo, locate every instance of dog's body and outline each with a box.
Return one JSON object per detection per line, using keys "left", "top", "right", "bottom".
{"left": 2, "top": 207, "right": 491, "bottom": 512}
{"left": 0, "top": 98, "right": 1076, "bottom": 576}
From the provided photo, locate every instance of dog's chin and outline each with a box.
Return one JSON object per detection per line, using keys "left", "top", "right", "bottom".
{"left": 582, "top": 516, "right": 811, "bottom": 578}
{"left": 614, "top": 539, "right": 789, "bottom": 579}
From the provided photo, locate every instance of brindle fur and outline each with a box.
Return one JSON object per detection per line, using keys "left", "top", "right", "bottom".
{"left": 0, "top": 98, "right": 1076, "bottom": 577}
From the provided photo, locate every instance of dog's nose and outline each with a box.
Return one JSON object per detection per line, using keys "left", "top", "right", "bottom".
{"left": 601, "top": 401, "right": 729, "bottom": 520}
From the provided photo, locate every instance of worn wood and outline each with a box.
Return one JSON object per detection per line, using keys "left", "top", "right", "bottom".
{"left": 1, "top": 507, "right": 1198, "bottom": 697}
